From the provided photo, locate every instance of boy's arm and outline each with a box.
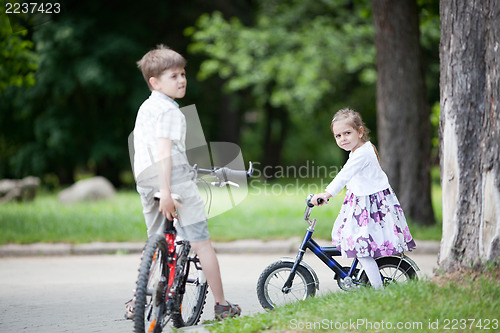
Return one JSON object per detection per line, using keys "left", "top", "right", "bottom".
{"left": 158, "top": 138, "right": 177, "bottom": 220}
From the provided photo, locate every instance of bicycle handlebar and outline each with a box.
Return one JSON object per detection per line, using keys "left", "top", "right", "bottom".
{"left": 306, "top": 195, "right": 326, "bottom": 208}
{"left": 153, "top": 163, "right": 253, "bottom": 221}
{"left": 196, "top": 161, "right": 254, "bottom": 186}
{"left": 304, "top": 194, "right": 329, "bottom": 222}
{"left": 214, "top": 167, "right": 249, "bottom": 180}
{"left": 152, "top": 162, "right": 252, "bottom": 200}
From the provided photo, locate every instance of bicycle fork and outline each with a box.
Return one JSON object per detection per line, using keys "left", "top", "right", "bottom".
{"left": 282, "top": 250, "right": 306, "bottom": 293}
{"left": 281, "top": 229, "right": 321, "bottom": 293}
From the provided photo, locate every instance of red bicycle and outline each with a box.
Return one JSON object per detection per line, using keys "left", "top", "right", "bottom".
{"left": 133, "top": 163, "right": 253, "bottom": 332}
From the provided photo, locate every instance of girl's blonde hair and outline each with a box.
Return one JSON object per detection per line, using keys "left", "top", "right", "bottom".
{"left": 331, "top": 108, "right": 370, "bottom": 142}
{"left": 331, "top": 108, "right": 381, "bottom": 162}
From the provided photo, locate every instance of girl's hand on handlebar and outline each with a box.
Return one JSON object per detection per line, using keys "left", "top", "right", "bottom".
{"left": 311, "top": 193, "right": 331, "bottom": 206}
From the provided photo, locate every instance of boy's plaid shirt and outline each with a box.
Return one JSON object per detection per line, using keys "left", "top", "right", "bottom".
{"left": 133, "top": 91, "right": 189, "bottom": 181}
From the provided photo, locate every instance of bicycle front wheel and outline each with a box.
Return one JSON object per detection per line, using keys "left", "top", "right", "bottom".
{"left": 171, "top": 254, "right": 208, "bottom": 328}
{"left": 257, "top": 261, "right": 316, "bottom": 310}
{"left": 134, "top": 234, "right": 168, "bottom": 333}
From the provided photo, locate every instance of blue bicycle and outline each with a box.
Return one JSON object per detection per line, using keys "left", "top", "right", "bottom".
{"left": 257, "top": 194, "right": 420, "bottom": 310}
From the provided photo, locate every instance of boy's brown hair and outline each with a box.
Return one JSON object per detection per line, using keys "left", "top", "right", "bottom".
{"left": 137, "top": 44, "right": 186, "bottom": 90}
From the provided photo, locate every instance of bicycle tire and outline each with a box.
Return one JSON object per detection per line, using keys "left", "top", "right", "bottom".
{"left": 257, "top": 261, "right": 316, "bottom": 310}
{"left": 134, "top": 234, "right": 168, "bottom": 333}
{"left": 171, "top": 255, "right": 208, "bottom": 328}
{"left": 359, "top": 256, "right": 418, "bottom": 287}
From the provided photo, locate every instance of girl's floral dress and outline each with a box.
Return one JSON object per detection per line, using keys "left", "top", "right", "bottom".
{"left": 332, "top": 188, "right": 416, "bottom": 258}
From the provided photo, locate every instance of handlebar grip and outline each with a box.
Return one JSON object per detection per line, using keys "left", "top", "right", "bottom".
{"left": 215, "top": 167, "right": 248, "bottom": 180}
{"left": 306, "top": 196, "right": 328, "bottom": 207}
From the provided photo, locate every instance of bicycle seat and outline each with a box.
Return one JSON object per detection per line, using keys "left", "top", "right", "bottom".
{"left": 153, "top": 192, "right": 182, "bottom": 203}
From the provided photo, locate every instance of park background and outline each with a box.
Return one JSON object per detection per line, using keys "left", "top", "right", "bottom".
{"left": 1, "top": 0, "right": 442, "bottom": 245}
{"left": 2, "top": 2, "right": 500, "bottom": 332}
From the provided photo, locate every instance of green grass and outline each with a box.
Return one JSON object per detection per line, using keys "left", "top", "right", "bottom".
{"left": 206, "top": 183, "right": 342, "bottom": 242}
{"left": 0, "top": 180, "right": 443, "bottom": 245}
{"left": 0, "top": 191, "right": 146, "bottom": 244}
{"left": 207, "top": 179, "right": 443, "bottom": 242}
{"left": 208, "top": 268, "right": 500, "bottom": 332}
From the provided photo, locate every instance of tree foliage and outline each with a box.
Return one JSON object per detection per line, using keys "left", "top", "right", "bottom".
{"left": 0, "top": 2, "right": 38, "bottom": 178}
{"left": 0, "top": 2, "right": 37, "bottom": 91}
{"left": 190, "top": 5, "right": 375, "bottom": 114}
{"left": 0, "top": 0, "right": 440, "bottom": 189}
{"left": 0, "top": 0, "right": 259, "bottom": 186}
{"left": 1, "top": 14, "right": 143, "bottom": 185}
{"left": 188, "top": 0, "right": 378, "bottom": 167}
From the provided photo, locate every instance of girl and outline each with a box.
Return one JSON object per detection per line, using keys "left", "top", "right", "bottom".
{"left": 311, "top": 108, "right": 416, "bottom": 288}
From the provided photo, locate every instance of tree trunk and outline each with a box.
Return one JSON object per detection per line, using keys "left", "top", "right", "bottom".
{"left": 438, "top": 0, "right": 500, "bottom": 272}
{"left": 262, "top": 104, "right": 288, "bottom": 179}
{"left": 372, "top": 0, "right": 435, "bottom": 226}
{"left": 218, "top": 93, "right": 241, "bottom": 143}
{"left": 95, "top": 157, "right": 122, "bottom": 188}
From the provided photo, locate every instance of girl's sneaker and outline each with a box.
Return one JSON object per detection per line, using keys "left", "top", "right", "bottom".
{"left": 214, "top": 301, "right": 241, "bottom": 320}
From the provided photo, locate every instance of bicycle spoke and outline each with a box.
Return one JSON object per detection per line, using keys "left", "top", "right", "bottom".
{"left": 267, "top": 282, "right": 284, "bottom": 291}
{"left": 381, "top": 267, "right": 407, "bottom": 283}
{"left": 288, "top": 284, "right": 307, "bottom": 293}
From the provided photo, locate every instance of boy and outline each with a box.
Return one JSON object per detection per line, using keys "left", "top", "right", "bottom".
{"left": 126, "top": 45, "right": 241, "bottom": 320}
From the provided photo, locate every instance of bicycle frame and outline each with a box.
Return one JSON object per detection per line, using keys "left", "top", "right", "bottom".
{"left": 164, "top": 219, "right": 177, "bottom": 297}
{"left": 282, "top": 213, "right": 359, "bottom": 292}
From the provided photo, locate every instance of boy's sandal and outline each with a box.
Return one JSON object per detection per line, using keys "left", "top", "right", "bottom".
{"left": 124, "top": 299, "right": 135, "bottom": 320}
{"left": 214, "top": 301, "right": 241, "bottom": 320}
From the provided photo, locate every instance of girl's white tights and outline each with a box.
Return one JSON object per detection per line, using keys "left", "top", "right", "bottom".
{"left": 357, "top": 256, "right": 383, "bottom": 289}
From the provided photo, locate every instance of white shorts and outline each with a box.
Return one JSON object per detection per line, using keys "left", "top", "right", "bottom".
{"left": 137, "top": 167, "right": 209, "bottom": 241}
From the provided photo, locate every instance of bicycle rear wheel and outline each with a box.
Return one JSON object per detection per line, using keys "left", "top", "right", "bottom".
{"left": 171, "top": 254, "right": 208, "bottom": 328}
{"left": 359, "top": 256, "right": 418, "bottom": 287}
{"left": 134, "top": 234, "right": 168, "bottom": 333}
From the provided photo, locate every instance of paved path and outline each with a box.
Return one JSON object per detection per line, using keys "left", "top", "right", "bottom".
{"left": 0, "top": 249, "right": 437, "bottom": 333}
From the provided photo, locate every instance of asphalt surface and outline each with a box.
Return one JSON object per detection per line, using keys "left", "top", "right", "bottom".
{"left": 0, "top": 239, "right": 439, "bottom": 333}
